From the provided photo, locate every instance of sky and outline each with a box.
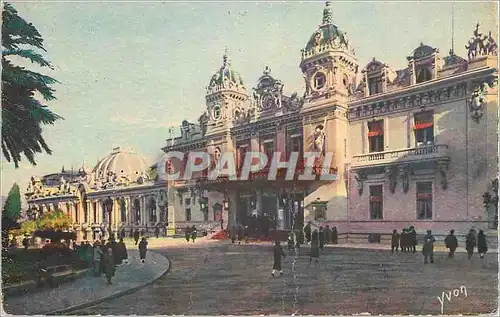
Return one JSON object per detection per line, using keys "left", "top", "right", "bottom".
{"left": 1, "top": 1, "right": 498, "bottom": 200}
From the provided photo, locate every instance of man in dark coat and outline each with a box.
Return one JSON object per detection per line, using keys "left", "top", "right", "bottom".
{"left": 271, "top": 240, "right": 286, "bottom": 277}
{"left": 138, "top": 237, "right": 148, "bottom": 263}
{"left": 304, "top": 222, "right": 312, "bottom": 244}
{"left": 103, "top": 248, "right": 116, "bottom": 285}
{"left": 318, "top": 226, "right": 325, "bottom": 250}
{"left": 444, "top": 229, "right": 458, "bottom": 258}
{"left": 190, "top": 225, "right": 197, "bottom": 243}
{"left": 309, "top": 230, "right": 320, "bottom": 263}
{"left": 332, "top": 226, "right": 338, "bottom": 244}
{"left": 391, "top": 229, "right": 400, "bottom": 253}
{"left": 400, "top": 229, "right": 407, "bottom": 252}
{"left": 477, "top": 230, "right": 488, "bottom": 258}
{"left": 140, "top": 228, "right": 146, "bottom": 237}
{"left": 133, "top": 229, "right": 140, "bottom": 245}
{"left": 324, "top": 225, "right": 332, "bottom": 244}
{"left": 155, "top": 226, "right": 160, "bottom": 239}
{"left": 185, "top": 226, "right": 191, "bottom": 242}
{"left": 409, "top": 226, "right": 417, "bottom": 253}
{"left": 422, "top": 230, "right": 435, "bottom": 264}
{"left": 465, "top": 229, "right": 476, "bottom": 259}
{"left": 117, "top": 238, "right": 128, "bottom": 264}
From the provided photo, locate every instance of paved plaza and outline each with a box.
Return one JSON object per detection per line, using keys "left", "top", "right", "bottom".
{"left": 68, "top": 239, "right": 497, "bottom": 315}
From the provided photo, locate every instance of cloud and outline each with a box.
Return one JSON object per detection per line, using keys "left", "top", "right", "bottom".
{"left": 109, "top": 113, "right": 179, "bottom": 129}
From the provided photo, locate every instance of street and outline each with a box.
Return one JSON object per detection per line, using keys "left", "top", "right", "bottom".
{"left": 69, "top": 240, "right": 497, "bottom": 315}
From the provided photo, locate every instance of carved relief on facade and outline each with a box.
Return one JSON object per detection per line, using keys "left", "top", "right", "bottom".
{"left": 385, "top": 166, "right": 398, "bottom": 194}
{"left": 354, "top": 171, "right": 366, "bottom": 196}
{"left": 399, "top": 166, "right": 410, "bottom": 193}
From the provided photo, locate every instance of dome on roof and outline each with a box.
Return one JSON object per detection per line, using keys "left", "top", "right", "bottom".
{"left": 92, "top": 147, "right": 149, "bottom": 182}
{"left": 304, "top": 1, "right": 349, "bottom": 51}
{"left": 410, "top": 43, "right": 438, "bottom": 60}
{"left": 207, "top": 49, "right": 244, "bottom": 90}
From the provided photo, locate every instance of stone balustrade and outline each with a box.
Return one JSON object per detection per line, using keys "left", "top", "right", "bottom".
{"left": 351, "top": 144, "right": 449, "bottom": 168}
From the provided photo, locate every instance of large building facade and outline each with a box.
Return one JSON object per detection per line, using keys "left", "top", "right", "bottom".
{"left": 25, "top": 147, "right": 168, "bottom": 240}
{"left": 163, "top": 1, "right": 498, "bottom": 237}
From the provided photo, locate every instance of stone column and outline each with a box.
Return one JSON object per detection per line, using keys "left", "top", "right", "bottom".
{"left": 256, "top": 188, "right": 263, "bottom": 216}
{"left": 141, "top": 196, "right": 147, "bottom": 227}
{"left": 167, "top": 189, "right": 176, "bottom": 235}
{"left": 125, "top": 197, "right": 131, "bottom": 226}
{"left": 409, "top": 59, "right": 416, "bottom": 85}
{"left": 226, "top": 190, "right": 238, "bottom": 228}
{"left": 363, "top": 70, "right": 369, "bottom": 97}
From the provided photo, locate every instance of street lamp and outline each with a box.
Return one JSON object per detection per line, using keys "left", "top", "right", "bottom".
{"left": 104, "top": 197, "right": 113, "bottom": 237}
{"left": 483, "top": 179, "right": 498, "bottom": 229}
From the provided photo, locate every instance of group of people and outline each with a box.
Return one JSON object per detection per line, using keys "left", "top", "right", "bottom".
{"left": 391, "top": 228, "right": 489, "bottom": 264}
{"left": 390, "top": 226, "right": 418, "bottom": 253}
{"left": 184, "top": 226, "right": 198, "bottom": 243}
{"left": 303, "top": 223, "right": 338, "bottom": 246}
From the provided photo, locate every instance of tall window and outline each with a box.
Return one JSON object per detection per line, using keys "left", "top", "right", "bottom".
{"left": 149, "top": 198, "right": 157, "bottom": 223}
{"left": 134, "top": 199, "right": 141, "bottom": 223}
{"left": 368, "top": 120, "right": 384, "bottom": 152}
{"left": 368, "top": 77, "right": 381, "bottom": 95}
{"left": 416, "top": 182, "right": 433, "bottom": 219}
{"left": 416, "top": 68, "right": 432, "bottom": 83}
{"left": 414, "top": 111, "right": 434, "bottom": 146}
{"left": 74, "top": 203, "right": 79, "bottom": 223}
{"left": 185, "top": 198, "right": 191, "bottom": 221}
{"left": 93, "top": 202, "right": 97, "bottom": 223}
{"left": 261, "top": 134, "right": 275, "bottom": 167}
{"left": 314, "top": 72, "right": 326, "bottom": 90}
{"left": 237, "top": 144, "right": 248, "bottom": 170}
{"left": 287, "top": 128, "right": 303, "bottom": 163}
{"left": 369, "top": 185, "right": 383, "bottom": 220}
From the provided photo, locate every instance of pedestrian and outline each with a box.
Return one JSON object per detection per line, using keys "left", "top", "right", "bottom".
{"left": 319, "top": 226, "right": 325, "bottom": 250}
{"left": 191, "top": 225, "right": 197, "bottom": 243}
{"left": 409, "top": 226, "right": 417, "bottom": 253}
{"left": 117, "top": 238, "right": 128, "bottom": 264}
{"left": 324, "top": 225, "right": 332, "bottom": 244}
{"left": 422, "top": 229, "right": 435, "bottom": 264}
{"left": 309, "top": 229, "right": 320, "bottom": 263}
{"left": 138, "top": 237, "right": 148, "bottom": 263}
{"left": 304, "top": 222, "right": 312, "bottom": 244}
{"left": 103, "top": 248, "right": 116, "bottom": 285}
{"left": 155, "top": 226, "right": 160, "bottom": 239}
{"left": 93, "top": 241, "right": 103, "bottom": 276}
{"left": 271, "top": 240, "right": 286, "bottom": 277}
{"left": 444, "top": 229, "right": 458, "bottom": 258}
{"left": 140, "top": 228, "right": 146, "bottom": 238}
{"left": 465, "top": 229, "right": 476, "bottom": 259}
{"left": 477, "top": 230, "right": 488, "bottom": 259}
{"left": 185, "top": 226, "right": 191, "bottom": 243}
{"left": 133, "top": 229, "right": 140, "bottom": 245}
{"left": 129, "top": 228, "right": 134, "bottom": 239}
{"left": 332, "top": 226, "right": 338, "bottom": 244}
{"left": 391, "top": 229, "right": 400, "bottom": 253}
{"left": 400, "top": 229, "right": 407, "bottom": 252}
{"left": 230, "top": 225, "right": 237, "bottom": 244}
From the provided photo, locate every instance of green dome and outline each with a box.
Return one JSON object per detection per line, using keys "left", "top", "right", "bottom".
{"left": 208, "top": 52, "right": 244, "bottom": 89}
{"left": 305, "top": 24, "right": 348, "bottom": 51}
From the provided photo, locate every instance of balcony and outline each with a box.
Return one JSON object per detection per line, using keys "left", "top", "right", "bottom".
{"left": 351, "top": 144, "right": 449, "bottom": 169}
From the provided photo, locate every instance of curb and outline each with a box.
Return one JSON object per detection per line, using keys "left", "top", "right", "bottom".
{"left": 45, "top": 252, "right": 172, "bottom": 315}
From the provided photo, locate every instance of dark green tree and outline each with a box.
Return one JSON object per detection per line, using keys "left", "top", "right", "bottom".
{"left": 2, "top": 2, "right": 62, "bottom": 168}
{"left": 2, "top": 183, "right": 22, "bottom": 248}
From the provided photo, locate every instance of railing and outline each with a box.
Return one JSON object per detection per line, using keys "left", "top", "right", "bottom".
{"left": 351, "top": 144, "right": 449, "bottom": 167}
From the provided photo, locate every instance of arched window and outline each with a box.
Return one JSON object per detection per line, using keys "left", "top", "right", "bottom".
{"left": 93, "top": 201, "right": 97, "bottom": 223}
{"left": 416, "top": 68, "right": 432, "bottom": 84}
{"left": 134, "top": 199, "right": 141, "bottom": 223}
{"left": 82, "top": 194, "right": 88, "bottom": 223}
{"left": 149, "top": 197, "right": 157, "bottom": 223}
{"left": 120, "top": 198, "right": 127, "bottom": 223}
{"left": 101, "top": 202, "right": 107, "bottom": 223}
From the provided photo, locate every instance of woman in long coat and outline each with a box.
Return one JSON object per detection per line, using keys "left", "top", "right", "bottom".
{"left": 309, "top": 230, "right": 320, "bottom": 263}
{"left": 103, "top": 248, "right": 116, "bottom": 285}
{"left": 477, "top": 230, "right": 488, "bottom": 258}
{"left": 138, "top": 237, "right": 148, "bottom": 263}
{"left": 465, "top": 229, "right": 476, "bottom": 259}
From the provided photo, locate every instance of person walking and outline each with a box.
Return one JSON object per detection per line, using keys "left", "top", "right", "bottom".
{"left": 271, "top": 240, "right": 286, "bottom": 277}
{"left": 155, "top": 226, "right": 160, "bottom": 239}
{"left": 103, "top": 248, "right": 116, "bottom": 285}
{"left": 391, "top": 229, "right": 400, "bottom": 253}
{"left": 409, "top": 226, "right": 417, "bottom": 253}
{"left": 400, "top": 229, "right": 407, "bottom": 252}
{"left": 319, "top": 226, "right": 325, "bottom": 250}
{"left": 190, "top": 225, "right": 197, "bottom": 243}
{"left": 465, "top": 229, "right": 476, "bottom": 259}
{"left": 93, "top": 241, "right": 103, "bottom": 276}
{"left": 477, "top": 230, "right": 488, "bottom": 259}
{"left": 309, "top": 229, "right": 320, "bottom": 263}
{"left": 133, "top": 229, "right": 140, "bottom": 245}
{"left": 444, "top": 229, "right": 458, "bottom": 258}
{"left": 138, "top": 237, "right": 148, "bottom": 264}
{"left": 422, "top": 230, "right": 436, "bottom": 264}
{"left": 332, "top": 226, "right": 338, "bottom": 244}
{"left": 230, "top": 225, "right": 237, "bottom": 244}
{"left": 185, "top": 226, "right": 191, "bottom": 243}
{"left": 117, "top": 238, "right": 128, "bottom": 264}
{"left": 324, "top": 225, "right": 332, "bottom": 244}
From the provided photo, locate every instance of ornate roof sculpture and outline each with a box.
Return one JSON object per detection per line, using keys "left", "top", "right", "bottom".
{"left": 409, "top": 43, "right": 438, "bottom": 60}
{"left": 465, "top": 23, "right": 497, "bottom": 60}
{"left": 206, "top": 48, "right": 246, "bottom": 94}
{"left": 302, "top": 1, "right": 354, "bottom": 59}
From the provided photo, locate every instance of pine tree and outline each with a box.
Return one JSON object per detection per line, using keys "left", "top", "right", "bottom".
{"left": 2, "top": 183, "right": 21, "bottom": 219}
{"left": 1, "top": 2, "right": 62, "bottom": 168}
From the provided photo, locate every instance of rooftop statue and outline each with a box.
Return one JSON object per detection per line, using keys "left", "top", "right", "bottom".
{"left": 466, "top": 23, "right": 497, "bottom": 60}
